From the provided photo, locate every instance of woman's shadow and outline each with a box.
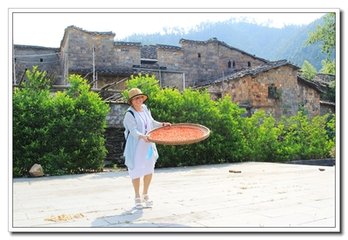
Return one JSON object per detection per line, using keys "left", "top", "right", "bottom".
{"left": 91, "top": 206, "right": 189, "bottom": 228}
{"left": 91, "top": 206, "right": 144, "bottom": 227}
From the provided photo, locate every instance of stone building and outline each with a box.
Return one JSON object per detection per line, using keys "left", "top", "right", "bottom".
{"left": 14, "top": 26, "right": 267, "bottom": 90}
{"left": 198, "top": 60, "right": 324, "bottom": 119}
{"left": 13, "top": 45, "right": 62, "bottom": 85}
{"left": 13, "top": 25, "right": 328, "bottom": 119}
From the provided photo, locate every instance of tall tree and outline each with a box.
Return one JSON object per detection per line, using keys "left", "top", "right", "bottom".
{"left": 306, "top": 13, "right": 336, "bottom": 74}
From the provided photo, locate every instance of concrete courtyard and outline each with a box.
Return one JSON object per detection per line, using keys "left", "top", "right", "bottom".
{"left": 11, "top": 162, "right": 339, "bottom": 232}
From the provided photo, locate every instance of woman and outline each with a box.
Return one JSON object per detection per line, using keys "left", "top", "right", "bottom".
{"left": 123, "top": 88, "right": 170, "bottom": 209}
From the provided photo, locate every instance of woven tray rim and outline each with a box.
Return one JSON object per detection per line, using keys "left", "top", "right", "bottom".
{"left": 147, "top": 123, "right": 210, "bottom": 145}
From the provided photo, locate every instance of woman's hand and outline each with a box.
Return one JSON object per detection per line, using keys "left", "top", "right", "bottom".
{"left": 139, "top": 135, "right": 150, "bottom": 142}
{"left": 162, "top": 122, "right": 171, "bottom": 127}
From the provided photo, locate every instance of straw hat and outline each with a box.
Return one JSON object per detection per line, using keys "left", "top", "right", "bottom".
{"left": 127, "top": 88, "right": 148, "bottom": 105}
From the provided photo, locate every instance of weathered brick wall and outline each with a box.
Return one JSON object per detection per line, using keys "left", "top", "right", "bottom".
{"left": 215, "top": 43, "right": 266, "bottom": 71}
{"left": 113, "top": 42, "right": 141, "bottom": 67}
{"left": 104, "top": 127, "right": 125, "bottom": 164}
{"left": 255, "top": 65, "right": 300, "bottom": 118}
{"left": 320, "top": 102, "right": 335, "bottom": 115}
{"left": 208, "top": 65, "right": 320, "bottom": 119}
{"left": 180, "top": 40, "right": 219, "bottom": 86}
{"left": 157, "top": 45, "right": 184, "bottom": 71}
{"left": 298, "top": 81, "right": 321, "bottom": 117}
{"left": 64, "top": 28, "right": 95, "bottom": 69}
{"left": 106, "top": 102, "right": 129, "bottom": 127}
{"left": 160, "top": 72, "right": 185, "bottom": 90}
{"left": 63, "top": 27, "right": 141, "bottom": 72}
{"left": 105, "top": 102, "right": 129, "bottom": 164}
{"left": 179, "top": 39, "right": 267, "bottom": 86}
{"left": 13, "top": 45, "right": 62, "bottom": 85}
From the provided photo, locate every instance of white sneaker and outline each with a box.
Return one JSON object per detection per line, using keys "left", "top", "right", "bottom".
{"left": 143, "top": 194, "right": 153, "bottom": 208}
{"left": 134, "top": 197, "right": 143, "bottom": 209}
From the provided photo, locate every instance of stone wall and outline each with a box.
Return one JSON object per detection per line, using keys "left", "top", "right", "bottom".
{"left": 64, "top": 28, "right": 95, "bottom": 69}
{"left": 298, "top": 80, "right": 321, "bottom": 117}
{"left": 157, "top": 45, "right": 184, "bottom": 71}
{"left": 63, "top": 26, "right": 117, "bottom": 70}
{"left": 105, "top": 102, "right": 129, "bottom": 164}
{"left": 104, "top": 127, "right": 125, "bottom": 165}
{"left": 320, "top": 101, "right": 335, "bottom": 115}
{"left": 113, "top": 42, "right": 141, "bottom": 67}
{"left": 161, "top": 72, "right": 185, "bottom": 90}
{"left": 178, "top": 38, "right": 267, "bottom": 87}
{"left": 208, "top": 64, "right": 321, "bottom": 119}
{"left": 13, "top": 45, "right": 62, "bottom": 85}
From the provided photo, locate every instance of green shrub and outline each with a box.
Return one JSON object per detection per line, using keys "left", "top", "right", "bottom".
{"left": 13, "top": 67, "right": 53, "bottom": 176}
{"left": 123, "top": 74, "right": 247, "bottom": 167}
{"left": 276, "top": 112, "right": 334, "bottom": 160}
{"left": 243, "top": 111, "right": 281, "bottom": 162}
{"left": 124, "top": 74, "right": 336, "bottom": 166}
{"left": 13, "top": 67, "right": 109, "bottom": 177}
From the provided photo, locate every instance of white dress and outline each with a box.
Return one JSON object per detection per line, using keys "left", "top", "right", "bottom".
{"left": 128, "top": 110, "right": 157, "bottom": 179}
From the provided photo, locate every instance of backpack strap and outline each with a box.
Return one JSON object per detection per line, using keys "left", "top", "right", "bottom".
{"left": 127, "top": 109, "right": 135, "bottom": 118}
{"left": 123, "top": 110, "right": 136, "bottom": 152}
{"left": 125, "top": 110, "right": 135, "bottom": 139}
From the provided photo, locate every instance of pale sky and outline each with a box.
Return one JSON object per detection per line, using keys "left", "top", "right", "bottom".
{"left": 11, "top": 10, "right": 327, "bottom": 48}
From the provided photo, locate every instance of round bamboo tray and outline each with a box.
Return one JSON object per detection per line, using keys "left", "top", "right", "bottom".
{"left": 147, "top": 123, "right": 210, "bottom": 145}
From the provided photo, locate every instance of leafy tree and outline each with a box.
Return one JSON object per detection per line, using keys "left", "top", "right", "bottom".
{"left": 306, "top": 13, "right": 336, "bottom": 74}
{"left": 307, "top": 13, "right": 336, "bottom": 58}
{"left": 320, "top": 59, "right": 336, "bottom": 75}
{"left": 300, "top": 60, "right": 317, "bottom": 80}
{"left": 306, "top": 13, "right": 336, "bottom": 104}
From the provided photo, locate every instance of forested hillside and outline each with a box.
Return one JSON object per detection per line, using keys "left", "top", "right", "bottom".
{"left": 123, "top": 16, "right": 330, "bottom": 70}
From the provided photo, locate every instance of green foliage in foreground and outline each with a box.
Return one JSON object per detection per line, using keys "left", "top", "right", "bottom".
{"left": 124, "top": 74, "right": 336, "bottom": 167}
{"left": 13, "top": 67, "right": 109, "bottom": 177}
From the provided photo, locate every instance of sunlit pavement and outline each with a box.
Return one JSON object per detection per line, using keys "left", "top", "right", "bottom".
{"left": 11, "top": 162, "right": 338, "bottom": 232}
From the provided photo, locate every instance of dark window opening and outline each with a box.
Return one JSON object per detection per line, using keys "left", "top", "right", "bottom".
{"left": 198, "top": 53, "right": 201, "bottom": 58}
{"left": 268, "top": 84, "right": 279, "bottom": 99}
{"left": 228, "top": 60, "right": 231, "bottom": 68}
{"left": 216, "top": 92, "right": 222, "bottom": 99}
{"left": 248, "top": 61, "right": 251, "bottom": 67}
{"left": 40, "top": 58, "right": 43, "bottom": 62}
{"left": 233, "top": 61, "right": 235, "bottom": 67}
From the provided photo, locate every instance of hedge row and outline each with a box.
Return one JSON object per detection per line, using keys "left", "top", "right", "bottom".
{"left": 13, "top": 67, "right": 109, "bottom": 177}
{"left": 125, "top": 74, "right": 336, "bottom": 168}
